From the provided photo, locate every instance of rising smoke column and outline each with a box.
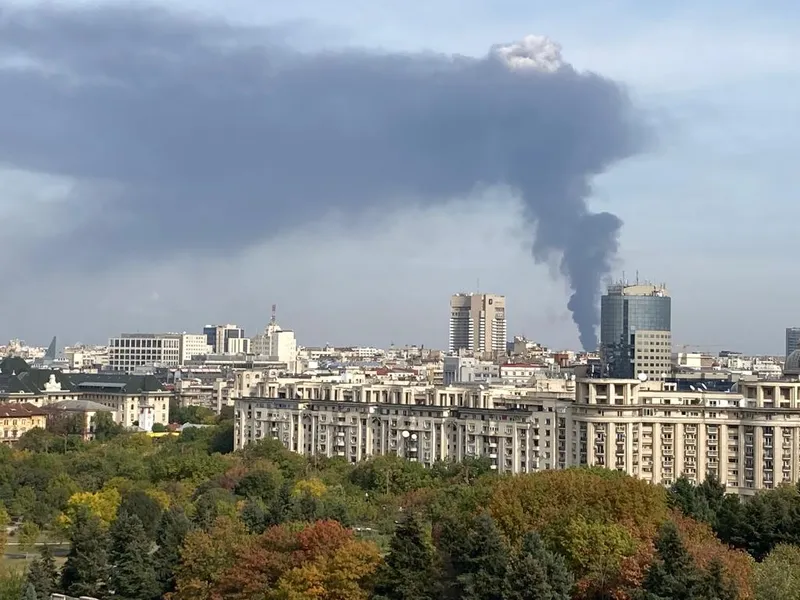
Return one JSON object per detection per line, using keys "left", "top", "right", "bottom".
{"left": 0, "top": 9, "right": 646, "bottom": 349}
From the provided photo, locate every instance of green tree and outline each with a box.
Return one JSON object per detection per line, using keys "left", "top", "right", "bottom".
{"left": 94, "top": 411, "right": 124, "bottom": 441}
{"left": 372, "top": 514, "right": 440, "bottom": 600}
{"left": 21, "top": 582, "right": 37, "bottom": 600}
{"left": 108, "top": 510, "right": 159, "bottom": 600}
{"left": 699, "top": 558, "right": 737, "bottom": 600}
{"left": 118, "top": 489, "right": 163, "bottom": 540}
{"left": 502, "top": 532, "right": 573, "bottom": 600}
{"left": 642, "top": 521, "right": 702, "bottom": 600}
{"left": 24, "top": 545, "right": 58, "bottom": 600}
{"left": 439, "top": 513, "right": 508, "bottom": 600}
{"left": 0, "top": 504, "right": 9, "bottom": 555}
{"left": 17, "top": 521, "right": 40, "bottom": 558}
{"left": 0, "top": 567, "right": 25, "bottom": 600}
{"left": 60, "top": 508, "right": 109, "bottom": 598}
{"left": 754, "top": 543, "right": 800, "bottom": 600}
{"left": 153, "top": 507, "right": 193, "bottom": 596}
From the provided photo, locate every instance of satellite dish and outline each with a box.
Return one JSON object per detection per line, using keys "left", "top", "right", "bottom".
{"left": 411, "top": 433, "right": 418, "bottom": 441}
{"left": 402, "top": 431, "right": 410, "bottom": 438}
{"left": 637, "top": 373, "right": 648, "bottom": 382}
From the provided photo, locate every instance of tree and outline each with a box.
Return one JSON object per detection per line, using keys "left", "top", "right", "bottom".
{"left": 21, "top": 582, "right": 38, "bottom": 600}
{"left": 119, "top": 489, "right": 163, "bottom": 540}
{"left": 153, "top": 507, "right": 193, "bottom": 596}
{"left": 24, "top": 545, "right": 58, "bottom": 600}
{"left": 94, "top": 411, "right": 124, "bottom": 441}
{"left": 372, "top": 514, "right": 440, "bottom": 600}
{"left": 502, "top": 532, "right": 573, "bottom": 600}
{"left": 17, "top": 521, "right": 40, "bottom": 558}
{"left": 60, "top": 487, "right": 121, "bottom": 530}
{"left": 60, "top": 508, "right": 109, "bottom": 598}
{"left": 439, "top": 513, "right": 508, "bottom": 600}
{"left": 754, "top": 543, "right": 800, "bottom": 600}
{"left": 108, "top": 510, "right": 159, "bottom": 600}
{"left": 699, "top": 559, "right": 737, "bottom": 600}
{"left": 642, "top": 521, "right": 702, "bottom": 600}
{"left": 0, "top": 504, "right": 9, "bottom": 556}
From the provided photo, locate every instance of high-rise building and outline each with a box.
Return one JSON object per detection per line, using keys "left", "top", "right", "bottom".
{"left": 600, "top": 282, "right": 672, "bottom": 380}
{"left": 786, "top": 328, "right": 800, "bottom": 357}
{"left": 449, "top": 293, "right": 507, "bottom": 354}
{"left": 203, "top": 324, "right": 245, "bottom": 354}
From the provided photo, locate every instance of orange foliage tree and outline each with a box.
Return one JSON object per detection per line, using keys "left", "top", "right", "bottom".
{"left": 671, "top": 510, "right": 754, "bottom": 599}
{"left": 207, "top": 520, "right": 380, "bottom": 600}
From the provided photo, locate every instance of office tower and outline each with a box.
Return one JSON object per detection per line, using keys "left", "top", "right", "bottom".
{"left": 449, "top": 293, "right": 507, "bottom": 354}
{"left": 203, "top": 324, "right": 245, "bottom": 354}
{"left": 787, "top": 328, "right": 800, "bottom": 357}
{"left": 600, "top": 282, "right": 672, "bottom": 380}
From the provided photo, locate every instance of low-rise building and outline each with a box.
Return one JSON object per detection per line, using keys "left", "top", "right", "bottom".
{"left": 0, "top": 402, "right": 48, "bottom": 445}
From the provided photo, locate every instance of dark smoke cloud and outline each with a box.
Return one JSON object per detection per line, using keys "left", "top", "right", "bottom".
{"left": 0, "top": 4, "right": 646, "bottom": 349}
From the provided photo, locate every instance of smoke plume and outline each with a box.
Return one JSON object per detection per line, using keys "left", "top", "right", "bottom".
{"left": 0, "top": 6, "right": 646, "bottom": 349}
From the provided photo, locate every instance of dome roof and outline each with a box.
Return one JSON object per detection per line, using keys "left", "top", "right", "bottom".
{"left": 785, "top": 350, "right": 800, "bottom": 375}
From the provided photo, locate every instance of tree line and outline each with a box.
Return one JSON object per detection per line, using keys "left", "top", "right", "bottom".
{"left": 1, "top": 412, "right": 800, "bottom": 599}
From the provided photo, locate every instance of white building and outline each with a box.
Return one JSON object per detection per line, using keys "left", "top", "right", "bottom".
{"left": 179, "top": 334, "right": 212, "bottom": 365}
{"left": 108, "top": 333, "right": 181, "bottom": 372}
{"left": 251, "top": 322, "right": 298, "bottom": 373}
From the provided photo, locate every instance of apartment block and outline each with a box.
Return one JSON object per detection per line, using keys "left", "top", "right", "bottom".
{"left": 232, "top": 374, "right": 800, "bottom": 496}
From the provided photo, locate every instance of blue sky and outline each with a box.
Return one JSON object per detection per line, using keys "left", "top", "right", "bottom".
{"left": 1, "top": 0, "right": 798, "bottom": 353}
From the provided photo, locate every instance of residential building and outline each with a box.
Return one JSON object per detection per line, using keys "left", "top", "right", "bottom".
{"left": 48, "top": 399, "right": 115, "bottom": 440}
{"left": 0, "top": 402, "right": 48, "bottom": 445}
{"left": 449, "top": 293, "right": 507, "bottom": 354}
{"left": 234, "top": 380, "right": 572, "bottom": 471}
{"left": 108, "top": 333, "right": 181, "bottom": 371}
{"left": 787, "top": 327, "right": 800, "bottom": 358}
{"left": 600, "top": 282, "right": 672, "bottom": 380}
{"left": 443, "top": 356, "right": 499, "bottom": 385}
{"left": 203, "top": 324, "right": 245, "bottom": 354}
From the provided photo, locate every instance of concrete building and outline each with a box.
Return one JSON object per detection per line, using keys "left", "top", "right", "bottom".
{"left": 179, "top": 334, "right": 212, "bottom": 365}
{"left": 786, "top": 328, "right": 800, "bottom": 358}
{"left": 449, "top": 293, "right": 507, "bottom": 354}
{"left": 574, "top": 377, "right": 800, "bottom": 495}
{"left": 443, "top": 356, "right": 500, "bottom": 385}
{"left": 251, "top": 321, "right": 298, "bottom": 373}
{"left": 234, "top": 379, "right": 572, "bottom": 472}
{"left": 600, "top": 282, "right": 672, "bottom": 380}
{"left": 109, "top": 333, "right": 181, "bottom": 371}
{"left": 203, "top": 324, "right": 245, "bottom": 354}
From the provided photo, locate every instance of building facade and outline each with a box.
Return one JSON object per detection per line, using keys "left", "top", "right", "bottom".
{"left": 600, "top": 283, "right": 672, "bottom": 380}
{"left": 233, "top": 374, "right": 800, "bottom": 496}
{"left": 786, "top": 327, "right": 800, "bottom": 358}
{"left": 0, "top": 402, "right": 48, "bottom": 445}
{"left": 179, "top": 334, "right": 212, "bottom": 365}
{"left": 109, "top": 333, "right": 181, "bottom": 371}
{"left": 203, "top": 324, "right": 245, "bottom": 354}
{"left": 449, "top": 293, "right": 507, "bottom": 354}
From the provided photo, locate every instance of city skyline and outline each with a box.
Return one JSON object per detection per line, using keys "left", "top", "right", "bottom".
{"left": 0, "top": 1, "right": 798, "bottom": 353}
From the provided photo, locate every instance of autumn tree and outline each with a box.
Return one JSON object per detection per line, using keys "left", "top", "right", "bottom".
{"left": 502, "top": 532, "right": 573, "bottom": 600}
{"left": 372, "top": 514, "right": 441, "bottom": 600}
{"left": 170, "top": 516, "right": 248, "bottom": 600}
{"left": 61, "top": 508, "right": 109, "bottom": 599}
{"left": 108, "top": 509, "right": 159, "bottom": 600}
{"left": 17, "top": 521, "right": 41, "bottom": 558}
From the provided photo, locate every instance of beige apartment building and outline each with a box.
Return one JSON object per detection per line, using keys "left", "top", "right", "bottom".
{"left": 234, "top": 378, "right": 573, "bottom": 472}
{"left": 233, "top": 374, "right": 800, "bottom": 495}
{"left": 449, "top": 293, "right": 507, "bottom": 354}
{"left": 574, "top": 378, "right": 800, "bottom": 495}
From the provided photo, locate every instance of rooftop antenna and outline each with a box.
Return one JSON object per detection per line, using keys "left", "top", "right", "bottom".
{"left": 477, "top": 278, "right": 480, "bottom": 294}
{"left": 622, "top": 270, "right": 626, "bottom": 285}
{"left": 636, "top": 270, "right": 639, "bottom": 285}
{"left": 270, "top": 304, "right": 277, "bottom": 325}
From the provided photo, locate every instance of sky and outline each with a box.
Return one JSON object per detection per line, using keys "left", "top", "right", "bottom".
{"left": 0, "top": 0, "right": 798, "bottom": 354}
